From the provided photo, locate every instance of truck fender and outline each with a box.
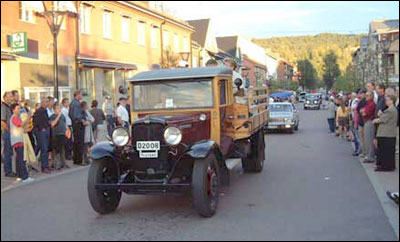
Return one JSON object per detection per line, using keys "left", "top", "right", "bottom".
{"left": 186, "top": 140, "right": 229, "bottom": 186}
{"left": 90, "top": 142, "right": 117, "bottom": 161}
{"left": 186, "top": 140, "right": 223, "bottom": 166}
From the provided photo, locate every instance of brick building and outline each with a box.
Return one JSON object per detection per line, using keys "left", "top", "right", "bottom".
{"left": 1, "top": 1, "right": 194, "bottom": 105}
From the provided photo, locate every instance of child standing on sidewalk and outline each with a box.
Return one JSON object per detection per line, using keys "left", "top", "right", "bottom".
{"left": 10, "top": 103, "right": 34, "bottom": 183}
{"left": 50, "top": 103, "right": 70, "bottom": 170}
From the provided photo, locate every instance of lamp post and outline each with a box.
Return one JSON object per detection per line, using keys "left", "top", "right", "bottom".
{"left": 178, "top": 52, "right": 191, "bottom": 68}
{"left": 179, "top": 52, "right": 191, "bottom": 61}
{"left": 379, "top": 33, "right": 393, "bottom": 86}
{"left": 38, "top": 2, "right": 77, "bottom": 100}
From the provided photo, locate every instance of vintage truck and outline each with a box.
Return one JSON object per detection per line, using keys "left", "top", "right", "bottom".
{"left": 87, "top": 66, "right": 269, "bottom": 217}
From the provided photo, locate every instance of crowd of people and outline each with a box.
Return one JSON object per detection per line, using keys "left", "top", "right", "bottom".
{"left": 327, "top": 82, "right": 399, "bottom": 204}
{"left": 327, "top": 82, "right": 399, "bottom": 172}
{"left": 1, "top": 90, "right": 131, "bottom": 183}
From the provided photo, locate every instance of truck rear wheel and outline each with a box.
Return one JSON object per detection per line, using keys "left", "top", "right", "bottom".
{"left": 192, "top": 153, "right": 220, "bottom": 217}
{"left": 242, "top": 131, "right": 265, "bottom": 173}
{"left": 88, "top": 158, "right": 121, "bottom": 215}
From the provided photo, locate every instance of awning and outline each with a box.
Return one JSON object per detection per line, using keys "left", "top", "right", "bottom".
{"left": 22, "top": 1, "right": 45, "bottom": 12}
{"left": 78, "top": 58, "right": 138, "bottom": 70}
{"left": 1, "top": 52, "right": 17, "bottom": 61}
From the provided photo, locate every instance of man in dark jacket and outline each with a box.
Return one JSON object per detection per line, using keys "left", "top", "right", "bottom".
{"left": 375, "top": 83, "right": 387, "bottom": 116}
{"left": 69, "top": 91, "right": 85, "bottom": 165}
{"left": 33, "top": 98, "right": 51, "bottom": 173}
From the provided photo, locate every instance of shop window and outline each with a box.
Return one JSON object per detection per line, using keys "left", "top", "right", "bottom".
{"left": 24, "top": 87, "right": 71, "bottom": 106}
{"left": 103, "top": 70, "right": 114, "bottom": 99}
{"left": 78, "top": 69, "right": 93, "bottom": 98}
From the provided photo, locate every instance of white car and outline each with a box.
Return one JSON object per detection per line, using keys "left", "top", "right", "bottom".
{"left": 267, "top": 102, "right": 300, "bottom": 134}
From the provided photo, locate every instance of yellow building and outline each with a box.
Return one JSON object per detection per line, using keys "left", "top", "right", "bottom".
{"left": 1, "top": 1, "right": 194, "bottom": 105}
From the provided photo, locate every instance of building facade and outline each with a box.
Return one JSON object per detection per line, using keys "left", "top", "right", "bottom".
{"left": 1, "top": 1, "right": 194, "bottom": 105}
{"left": 187, "top": 19, "right": 221, "bottom": 67}
{"left": 217, "top": 36, "right": 268, "bottom": 87}
{"left": 353, "top": 19, "right": 399, "bottom": 87}
{"left": 277, "top": 59, "right": 294, "bottom": 83}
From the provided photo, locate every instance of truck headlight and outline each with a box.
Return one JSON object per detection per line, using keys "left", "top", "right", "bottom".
{"left": 112, "top": 127, "right": 130, "bottom": 147}
{"left": 164, "top": 127, "right": 182, "bottom": 146}
{"left": 306, "top": 101, "right": 310, "bottom": 104}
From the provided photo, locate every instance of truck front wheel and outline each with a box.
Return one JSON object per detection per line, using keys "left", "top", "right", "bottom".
{"left": 88, "top": 158, "right": 121, "bottom": 215}
{"left": 192, "top": 153, "right": 220, "bottom": 217}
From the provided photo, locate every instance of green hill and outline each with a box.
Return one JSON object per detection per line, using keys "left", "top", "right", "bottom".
{"left": 253, "top": 33, "right": 366, "bottom": 80}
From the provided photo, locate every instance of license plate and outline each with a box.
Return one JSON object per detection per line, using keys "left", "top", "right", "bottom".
{"left": 136, "top": 141, "right": 160, "bottom": 151}
{"left": 268, "top": 125, "right": 278, "bottom": 129}
{"left": 136, "top": 141, "right": 160, "bottom": 159}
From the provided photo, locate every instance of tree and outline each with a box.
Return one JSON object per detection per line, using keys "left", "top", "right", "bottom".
{"left": 322, "top": 51, "right": 341, "bottom": 90}
{"left": 161, "top": 48, "right": 179, "bottom": 69}
{"left": 334, "top": 63, "right": 362, "bottom": 92}
{"left": 297, "top": 59, "right": 317, "bottom": 90}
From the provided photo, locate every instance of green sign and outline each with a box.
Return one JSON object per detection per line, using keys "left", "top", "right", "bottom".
{"left": 11, "top": 32, "right": 28, "bottom": 54}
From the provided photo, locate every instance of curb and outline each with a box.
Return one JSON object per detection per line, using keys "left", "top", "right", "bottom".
{"left": 1, "top": 166, "right": 89, "bottom": 193}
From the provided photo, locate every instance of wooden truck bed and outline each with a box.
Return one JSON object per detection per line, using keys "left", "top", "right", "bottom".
{"left": 224, "top": 87, "right": 269, "bottom": 141}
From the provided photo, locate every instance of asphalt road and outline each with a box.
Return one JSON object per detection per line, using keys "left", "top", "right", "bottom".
{"left": 1, "top": 106, "right": 397, "bottom": 241}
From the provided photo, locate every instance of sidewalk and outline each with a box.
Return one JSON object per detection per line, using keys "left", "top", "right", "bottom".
{"left": 1, "top": 124, "right": 108, "bottom": 192}
{"left": 357, "top": 147, "right": 399, "bottom": 239}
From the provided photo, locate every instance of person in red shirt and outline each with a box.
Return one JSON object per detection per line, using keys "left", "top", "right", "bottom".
{"left": 361, "top": 91, "right": 377, "bottom": 163}
{"left": 10, "top": 103, "right": 34, "bottom": 183}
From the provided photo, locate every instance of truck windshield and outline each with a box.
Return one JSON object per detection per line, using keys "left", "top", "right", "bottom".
{"left": 270, "top": 104, "right": 293, "bottom": 113}
{"left": 133, "top": 79, "right": 214, "bottom": 111}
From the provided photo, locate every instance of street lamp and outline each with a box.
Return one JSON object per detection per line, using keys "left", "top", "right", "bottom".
{"left": 38, "top": 1, "right": 77, "bottom": 100}
{"left": 378, "top": 33, "right": 393, "bottom": 85}
{"left": 179, "top": 52, "right": 191, "bottom": 61}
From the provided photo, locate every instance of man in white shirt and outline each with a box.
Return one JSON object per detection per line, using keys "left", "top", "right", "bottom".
{"left": 61, "top": 98, "right": 73, "bottom": 161}
{"left": 47, "top": 96, "right": 55, "bottom": 117}
{"left": 116, "top": 97, "right": 130, "bottom": 130}
{"left": 366, "top": 81, "right": 378, "bottom": 104}
{"left": 61, "top": 98, "right": 72, "bottom": 127}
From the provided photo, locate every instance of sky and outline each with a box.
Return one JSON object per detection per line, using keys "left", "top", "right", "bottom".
{"left": 160, "top": 1, "right": 399, "bottom": 38}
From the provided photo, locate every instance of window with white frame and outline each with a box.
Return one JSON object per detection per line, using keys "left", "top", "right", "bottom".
{"left": 174, "top": 34, "right": 180, "bottom": 52}
{"left": 19, "top": 1, "right": 35, "bottom": 23}
{"left": 137, "top": 21, "right": 146, "bottom": 46}
{"left": 163, "top": 30, "right": 169, "bottom": 49}
{"left": 102, "top": 10, "right": 112, "bottom": 39}
{"left": 121, "top": 16, "right": 130, "bottom": 42}
{"left": 151, "top": 25, "right": 158, "bottom": 49}
{"left": 183, "top": 36, "right": 189, "bottom": 52}
{"left": 24, "top": 87, "right": 71, "bottom": 105}
{"left": 80, "top": 4, "right": 91, "bottom": 34}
